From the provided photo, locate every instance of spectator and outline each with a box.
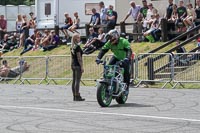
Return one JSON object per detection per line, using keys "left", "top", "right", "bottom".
{"left": 18, "top": 15, "right": 28, "bottom": 48}
{"left": 99, "top": 1, "right": 108, "bottom": 25}
{"left": 167, "top": 4, "right": 178, "bottom": 40}
{"left": 183, "top": 3, "right": 196, "bottom": 29}
{"left": 106, "top": 5, "right": 118, "bottom": 32}
{"left": 0, "top": 60, "right": 30, "bottom": 78}
{"left": 29, "top": 12, "right": 36, "bottom": 21}
{"left": 122, "top": 1, "right": 142, "bottom": 42}
{"left": 0, "top": 15, "right": 7, "bottom": 41}
{"left": 0, "top": 60, "right": 10, "bottom": 77}
{"left": 0, "top": 34, "right": 9, "bottom": 48}
{"left": 175, "top": 40, "right": 186, "bottom": 53}
{"left": 139, "top": 0, "right": 149, "bottom": 21}
{"left": 2, "top": 33, "right": 18, "bottom": 53}
{"left": 83, "top": 28, "right": 106, "bottom": 54}
{"left": 89, "top": 8, "right": 100, "bottom": 26}
{"left": 68, "top": 12, "right": 80, "bottom": 33}
{"left": 143, "top": 13, "right": 160, "bottom": 43}
{"left": 70, "top": 33, "right": 85, "bottom": 101}
{"left": 20, "top": 29, "right": 37, "bottom": 55}
{"left": 16, "top": 14, "right": 23, "bottom": 34}
{"left": 32, "top": 31, "right": 42, "bottom": 51}
{"left": 172, "top": 40, "right": 187, "bottom": 65}
{"left": 40, "top": 30, "right": 51, "bottom": 48}
{"left": 195, "top": 0, "right": 200, "bottom": 26}
{"left": 60, "top": 12, "right": 73, "bottom": 39}
{"left": 169, "top": 4, "right": 178, "bottom": 23}
{"left": 175, "top": 0, "right": 187, "bottom": 32}
{"left": 43, "top": 30, "right": 59, "bottom": 51}
{"left": 28, "top": 12, "right": 37, "bottom": 37}
{"left": 8, "top": 60, "right": 30, "bottom": 78}
{"left": 151, "top": 14, "right": 162, "bottom": 42}
{"left": 165, "top": 0, "right": 175, "bottom": 31}
{"left": 143, "top": 3, "right": 158, "bottom": 32}
{"left": 84, "top": 27, "right": 98, "bottom": 48}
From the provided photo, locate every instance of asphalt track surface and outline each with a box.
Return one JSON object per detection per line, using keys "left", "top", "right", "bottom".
{"left": 0, "top": 84, "right": 200, "bottom": 133}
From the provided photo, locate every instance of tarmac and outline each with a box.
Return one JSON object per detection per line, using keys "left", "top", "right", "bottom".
{"left": 0, "top": 84, "right": 200, "bottom": 133}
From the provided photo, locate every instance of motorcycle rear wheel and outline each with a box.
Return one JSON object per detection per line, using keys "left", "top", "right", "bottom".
{"left": 97, "top": 83, "right": 112, "bottom": 107}
{"left": 116, "top": 93, "right": 128, "bottom": 104}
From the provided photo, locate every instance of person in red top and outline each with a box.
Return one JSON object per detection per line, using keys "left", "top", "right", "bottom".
{"left": 60, "top": 12, "right": 73, "bottom": 39}
{"left": 0, "top": 15, "right": 7, "bottom": 40}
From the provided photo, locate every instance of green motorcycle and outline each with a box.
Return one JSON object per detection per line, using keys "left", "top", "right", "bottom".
{"left": 96, "top": 59, "right": 128, "bottom": 107}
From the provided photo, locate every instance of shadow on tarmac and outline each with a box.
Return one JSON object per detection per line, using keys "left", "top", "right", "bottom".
{"left": 109, "top": 103, "right": 154, "bottom": 108}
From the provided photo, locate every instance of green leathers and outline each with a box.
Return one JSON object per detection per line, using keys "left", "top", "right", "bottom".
{"left": 97, "top": 37, "right": 131, "bottom": 60}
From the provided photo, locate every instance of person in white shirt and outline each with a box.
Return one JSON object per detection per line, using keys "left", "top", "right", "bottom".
{"left": 99, "top": 1, "right": 108, "bottom": 25}
{"left": 122, "top": 1, "right": 142, "bottom": 42}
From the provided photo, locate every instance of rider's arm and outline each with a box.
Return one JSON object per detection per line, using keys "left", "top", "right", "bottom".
{"left": 123, "top": 39, "right": 132, "bottom": 59}
{"left": 97, "top": 41, "right": 111, "bottom": 59}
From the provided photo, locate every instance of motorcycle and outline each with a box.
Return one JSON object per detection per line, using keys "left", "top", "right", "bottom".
{"left": 96, "top": 58, "right": 128, "bottom": 107}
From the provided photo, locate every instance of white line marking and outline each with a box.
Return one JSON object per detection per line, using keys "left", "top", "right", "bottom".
{"left": 0, "top": 105, "right": 199, "bottom": 123}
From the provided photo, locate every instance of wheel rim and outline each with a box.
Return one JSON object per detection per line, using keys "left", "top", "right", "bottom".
{"left": 101, "top": 85, "right": 112, "bottom": 106}
{"left": 122, "top": 94, "right": 128, "bottom": 102}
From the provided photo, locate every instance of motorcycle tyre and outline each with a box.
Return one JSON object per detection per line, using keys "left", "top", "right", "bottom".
{"left": 116, "top": 93, "right": 128, "bottom": 104}
{"left": 97, "top": 83, "right": 112, "bottom": 107}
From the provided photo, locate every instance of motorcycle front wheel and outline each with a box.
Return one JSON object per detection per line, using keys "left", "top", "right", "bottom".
{"left": 97, "top": 83, "right": 112, "bottom": 107}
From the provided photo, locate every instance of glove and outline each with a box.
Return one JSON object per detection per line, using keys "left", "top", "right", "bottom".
{"left": 95, "top": 58, "right": 101, "bottom": 64}
{"left": 123, "top": 58, "right": 130, "bottom": 64}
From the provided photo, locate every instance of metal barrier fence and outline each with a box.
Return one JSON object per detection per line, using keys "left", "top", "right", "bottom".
{"left": 0, "top": 53, "right": 199, "bottom": 88}
{"left": 172, "top": 53, "right": 200, "bottom": 88}
{"left": 135, "top": 53, "right": 174, "bottom": 88}
{"left": 20, "top": 56, "right": 47, "bottom": 84}
{"left": 0, "top": 54, "right": 113, "bottom": 85}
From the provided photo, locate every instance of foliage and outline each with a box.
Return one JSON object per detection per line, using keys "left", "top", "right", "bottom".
{"left": 0, "top": 0, "right": 35, "bottom": 5}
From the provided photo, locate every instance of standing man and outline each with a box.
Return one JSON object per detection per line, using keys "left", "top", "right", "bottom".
{"left": 89, "top": 8, "right": 100, "bottom": 26}
{"left": 99, "top": 1, "right": 108, "bottom": 25}
{"left": 122, "top": 1, "right": 142, "bottom": 42}
{"left": 195, "top": 0, "right": 200, "bottom": 26}
{"left": 106, "top": 5, "right": 118, "bottom": 32}
{"left": 165, "top": 0, "right": 175, "bottom": 31}
{"left": 176, "top": 0, "right": 187, "bottom": 31}
{"left": 139, "top": 0, "right": 148, "bottom": 20}
{"left": 0, "top": 15, "right": 7, "bottom": 40}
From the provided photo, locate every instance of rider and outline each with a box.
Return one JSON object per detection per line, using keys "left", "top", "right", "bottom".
{"left": 96, "top": 29, "right": 132, "bottom": 94}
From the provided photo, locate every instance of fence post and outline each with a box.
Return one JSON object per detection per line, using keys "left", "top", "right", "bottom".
{"left": 54, "top": 25, "right": 59, "bottom": 36}
{"left": 147, "top": 57, "right": 155, "bottom": 85}
{"left": 120, "top": 22, "right": 126, "bottom": 34}
{"left": 85, "top": 24, "right": 90, "bottom": 38}
{"left": 161, "top": 18, "right": 168, "bottom": 42}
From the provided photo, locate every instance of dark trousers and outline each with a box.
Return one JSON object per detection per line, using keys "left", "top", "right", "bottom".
{"left": 151, "top": 29, "right": 161, "bottom": 41}
{"left": 109, "top": 56, "right": 130, "bottom": 88}
{"left": 72, "top": 66, "right": 82, "bottom": 96}
{"left": 20, "top": 39, "right": 34, "bottom": 55}
{"left": 0, "top": 30, "right": 5, "bottom": 40}
{"left": 106, "top": 20, "right": 116, "bottom": 32}
{"left": 167, "top": 22, "right": 175, "bottom": 31}
{"left": 43, "top": 44, "right": 57, "bottom": 51}
{"left": 175, "top": 18, "right": 184, "bottom": 28}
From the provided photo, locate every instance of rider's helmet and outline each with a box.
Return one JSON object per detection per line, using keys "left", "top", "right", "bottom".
{"left": 107, "top": 29, "right": 120, "bottom": 45}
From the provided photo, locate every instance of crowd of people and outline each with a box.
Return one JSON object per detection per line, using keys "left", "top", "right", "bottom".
{"left": 0, "top": 12, "right": 60, "bottom": 56}
{"left": 0, "top": 0, "right": 199, "bottom": 56}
